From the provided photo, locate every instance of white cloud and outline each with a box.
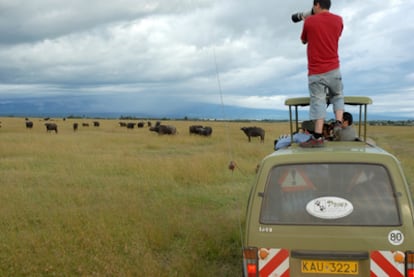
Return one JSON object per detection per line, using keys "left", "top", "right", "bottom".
{"left": 0, "top": 0, "right": 413, "bottom": 119}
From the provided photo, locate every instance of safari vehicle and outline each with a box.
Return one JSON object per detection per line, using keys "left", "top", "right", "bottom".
{"left": 242, "top": 96, "right": 414, "bottom": 276}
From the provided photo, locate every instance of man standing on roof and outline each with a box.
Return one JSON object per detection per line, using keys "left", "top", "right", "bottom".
{"left": 299, "top": 0, "right": 344, "bottom": 147}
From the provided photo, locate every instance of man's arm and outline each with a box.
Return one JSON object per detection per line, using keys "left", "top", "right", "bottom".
{"left": 300, "top": 27, "right": 307, "bottom": 44}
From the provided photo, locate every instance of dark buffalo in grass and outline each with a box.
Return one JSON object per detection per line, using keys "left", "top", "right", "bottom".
{"left": 189, "top": 125, "right": 203, "bottom": 135}
{"left": 198, "top": 126, "right": 213, "bottom": 136}
{"left": 126, "top": 122, "right": 136, "bottom": 129}
{"left": 150, "top": 125, "right": 176, "bottom": 135}
{"left": 241, "top": 126, "right": 265, "bottom": 143}
{"left": 189, "top": 125, "right": 212, "bottom": 136}
{"left": 45, "top": 123, "right": 58, "bottom": 133}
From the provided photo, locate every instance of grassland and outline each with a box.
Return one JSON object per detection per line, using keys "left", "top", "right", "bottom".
{"left": 0, "top": 117, "right": 413, "bottom": 276}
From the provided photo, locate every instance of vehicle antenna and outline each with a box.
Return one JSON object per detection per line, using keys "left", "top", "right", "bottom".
{"left": 213, "top": 48, "right": 237, "bottom": 173}
{"left": 213, "top": 46, "right": 248, "bottom": 256}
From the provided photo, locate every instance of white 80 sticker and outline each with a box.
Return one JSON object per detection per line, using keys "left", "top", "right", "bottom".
{"left": 388, "top": 230, "right": 404, "bottom": 245}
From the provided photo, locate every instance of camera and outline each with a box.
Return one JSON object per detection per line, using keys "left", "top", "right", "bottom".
{"left": 291, "top": 9, "right": 314, "bottom": 23}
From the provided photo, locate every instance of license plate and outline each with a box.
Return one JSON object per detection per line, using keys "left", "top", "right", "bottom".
{"left": 301, "top": 260, "right": 359, "bottom": 275}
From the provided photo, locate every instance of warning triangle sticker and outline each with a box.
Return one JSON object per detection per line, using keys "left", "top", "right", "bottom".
{"left": 347, "top": 170, "right": 370, "bottom": 192}
{"left": 278, "top": 168, "right": 315, "bottom": 192}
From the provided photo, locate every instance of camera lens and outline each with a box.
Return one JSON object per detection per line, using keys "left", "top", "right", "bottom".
{"left": 291, "top": 12, "right": 303, "bottom": 23}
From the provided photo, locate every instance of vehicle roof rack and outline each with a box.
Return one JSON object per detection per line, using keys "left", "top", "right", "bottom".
{"left": 284, "top": 96, "right": 373, "bottom": 142}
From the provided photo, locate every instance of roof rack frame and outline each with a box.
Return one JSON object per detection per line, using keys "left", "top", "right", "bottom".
{"left": 284, "top": 96, "right": 373, "bottom": 142}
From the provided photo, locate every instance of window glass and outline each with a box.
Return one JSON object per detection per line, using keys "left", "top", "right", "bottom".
{"left": 260, "top": 163, "right": 400, "bottom": 226}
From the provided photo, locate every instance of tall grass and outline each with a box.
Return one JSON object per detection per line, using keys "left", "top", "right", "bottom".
{"left": 368, "top": 125, "right": 414, "bottom": 184}
{"left": 0, "top": 117, "right": 413, "bottom": 276}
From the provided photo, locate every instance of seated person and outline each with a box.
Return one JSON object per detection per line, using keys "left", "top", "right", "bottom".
{"left": 274, "top": 121, "right": 335, "bottom": 150}
{"left": 334, "top": 112, "right": 357, "bottom": 141}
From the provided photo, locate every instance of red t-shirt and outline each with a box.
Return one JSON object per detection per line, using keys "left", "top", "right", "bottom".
{"left": 301, "top": 12, "right": 343, "bottom": 75}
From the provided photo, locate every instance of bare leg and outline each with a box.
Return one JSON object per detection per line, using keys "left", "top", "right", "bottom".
{"left": 335, "top": 109, "right": 344, "bottom": 123}
{"left": 314, "top": 118, "right": 324, "bottom": 134}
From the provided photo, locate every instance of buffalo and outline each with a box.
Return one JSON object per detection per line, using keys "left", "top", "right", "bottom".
{"left": 25, "top": 121, "right": 34, "bottom": 129}
{"left": 126, "top": 122, "right": 136, "bottom": 129}
{"left": 73, "top": 123, "right": 79, "bottom": 131}
{"left": 150, "top": 124, "right": 177, "bottom": 135}
{"left": 137, "top": 121, "right": 145, "bottom": 128}
{"left": 158, "top": 125, "right": 176, "bottom": 135}
{"left": 93, "top": 121, "right": 100, "bottom": 127}
{"left": 189, "top": 125, "right": 203, "bottom": 135}
{"left": 198, "top": 126, "right": 213, "bottom": 136}
{"left": 189, "top": 125, "right": 212, "bottom": 136}
{"left": 45, "top": 123, "right": 58, "bottom": 133}
{"left": 241, "top": 126, "right": 265, "bottom": 143}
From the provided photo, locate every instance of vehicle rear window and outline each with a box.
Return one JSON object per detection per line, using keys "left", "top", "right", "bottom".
{"left": 260, "top": 163, "right": 401, "bottom": 226}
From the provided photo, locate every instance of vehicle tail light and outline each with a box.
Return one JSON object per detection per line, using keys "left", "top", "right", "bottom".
{"left": 406, "top": 251, "right": 414, "bottom": 277}
{"left": 243, "top": 247, "right": 259, "bottom": 277}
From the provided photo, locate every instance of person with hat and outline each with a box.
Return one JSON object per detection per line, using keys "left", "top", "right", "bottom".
{"left": 274, "top": 120, "right": 315, "bottom": 150}
{"left": 274, "top": 120, "right": 339, "bottom": 150}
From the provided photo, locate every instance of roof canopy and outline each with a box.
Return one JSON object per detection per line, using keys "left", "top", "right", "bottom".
{"left": 285, "top": 96, "right": 373, "bottom": 107}
{"left": 284, "top": 96, "right": 373, "bottom": 141}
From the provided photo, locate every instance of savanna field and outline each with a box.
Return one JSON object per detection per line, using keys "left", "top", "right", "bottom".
{"left": 0, "top": 117, "right": 413, "bottom": 276}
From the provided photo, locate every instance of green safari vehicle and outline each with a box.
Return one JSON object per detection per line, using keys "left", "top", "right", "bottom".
{"left": 242, "top": 96, "right": 414, "bottom": 277}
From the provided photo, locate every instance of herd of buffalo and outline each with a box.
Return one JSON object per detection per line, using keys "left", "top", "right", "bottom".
{"left": 17, "top": 118, "right": 265, "bottom": 142}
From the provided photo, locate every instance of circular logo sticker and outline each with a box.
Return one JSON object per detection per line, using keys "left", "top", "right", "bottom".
{"left": 388, "top": 230, "right": 404, "bottom": 246}
{"left": 306, "top": 196, "right": 353, "bottom": 219}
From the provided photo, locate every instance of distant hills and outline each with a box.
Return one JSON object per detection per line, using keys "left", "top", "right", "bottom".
{"left": 0, "top": 96, "right": 412, "bottom": 121}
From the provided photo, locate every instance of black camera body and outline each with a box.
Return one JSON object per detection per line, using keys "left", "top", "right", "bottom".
{"left": 291, "top": 9, "right": 314, "bottom": 23}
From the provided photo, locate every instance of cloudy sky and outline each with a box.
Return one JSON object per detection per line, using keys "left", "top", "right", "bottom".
{"left": 0, "top": 0, "right": 413, "bottom": 119}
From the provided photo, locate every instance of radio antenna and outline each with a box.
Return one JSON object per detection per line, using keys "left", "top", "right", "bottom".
{"left": 213, "top": 48, "right": 236, "bottom": 172}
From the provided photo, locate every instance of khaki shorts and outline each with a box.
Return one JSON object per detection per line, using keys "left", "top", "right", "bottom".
{"left": 308, "top": 68, "right": 344, "bottom": 120}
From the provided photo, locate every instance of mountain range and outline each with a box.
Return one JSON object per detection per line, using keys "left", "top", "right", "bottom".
{"left": 0, "top": 96, "right": 411, "bottom": 121}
